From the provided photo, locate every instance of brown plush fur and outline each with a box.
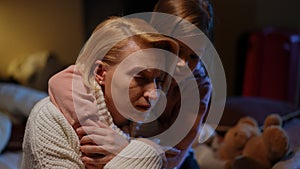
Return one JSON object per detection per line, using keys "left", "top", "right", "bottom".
{"left": 232, "top": 114, "right": 290, "bottom": 169}
{"left": 217, "top": 117, "right": 260, "bottom": 161}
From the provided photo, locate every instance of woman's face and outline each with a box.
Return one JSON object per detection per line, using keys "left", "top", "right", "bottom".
{"left": 99, "top": 40, "right": 167, "bottom": 126}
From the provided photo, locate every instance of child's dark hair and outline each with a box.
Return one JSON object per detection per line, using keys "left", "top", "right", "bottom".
{"left": 154, "top": 0, "right": 214, "bottom": 42}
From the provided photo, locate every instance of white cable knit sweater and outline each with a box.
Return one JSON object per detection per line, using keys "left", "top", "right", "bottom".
{"left": 21, "top": 97, "right": 163, "bottom": 169}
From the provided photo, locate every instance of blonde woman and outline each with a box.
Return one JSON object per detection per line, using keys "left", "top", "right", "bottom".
{"left": 21, "top": 17, "right": 179, "bottom": 169}
{"left": 40, "top": 0, "right": 215, "bottom": 168}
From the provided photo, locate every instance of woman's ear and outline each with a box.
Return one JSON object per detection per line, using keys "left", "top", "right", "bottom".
{"left": 94, "top": 60, "right": 107, "bottom": 85}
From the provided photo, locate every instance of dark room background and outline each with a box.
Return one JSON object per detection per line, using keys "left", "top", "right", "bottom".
{"left": 1, "top": 0, "right": 300, "bottom": 97}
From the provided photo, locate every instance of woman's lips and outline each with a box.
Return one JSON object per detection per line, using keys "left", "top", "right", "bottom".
{"left": 135, "top": 104, "right": 151, "bottom": 112}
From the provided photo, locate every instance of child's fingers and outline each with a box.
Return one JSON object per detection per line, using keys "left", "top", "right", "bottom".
{"left": 80, "top": 134, "right": 105, "bottom": 145}
{"left": 76, "top": 126, "right": 107, "bottom": 135}
{"left": 80, "top": 145, "right": 108, "bottom": 155}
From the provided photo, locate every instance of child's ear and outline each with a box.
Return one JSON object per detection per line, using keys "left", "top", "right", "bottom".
{"left": 94, "top": 60, "right": 107, "bottom": 85}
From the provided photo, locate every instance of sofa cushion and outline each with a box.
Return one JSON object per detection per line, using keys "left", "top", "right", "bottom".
{"left": 0, "top": 112, "right": 12, "bottom": 154}
{"left": 0, "top": 83, "right": 47, "bottom": 118}
{"left": 217, "top": 96, "right": 297, "bottom": 132}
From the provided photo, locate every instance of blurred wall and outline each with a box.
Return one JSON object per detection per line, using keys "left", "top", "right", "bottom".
{"left": 0, "top": 0, "right": 85, "bottom": 78}
{"left": 212, "top": 0, "right": 300, "bottom": 96}
{"left": 0, "top": 0, "right": 299, "bottom": 96}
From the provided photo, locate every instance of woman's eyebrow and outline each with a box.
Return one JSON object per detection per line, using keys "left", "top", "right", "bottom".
{"left": 127, "top": 66, "right": 148, "bottom": 75}
{"left": 128, "top": 66, "right": 163, "bottom": 78}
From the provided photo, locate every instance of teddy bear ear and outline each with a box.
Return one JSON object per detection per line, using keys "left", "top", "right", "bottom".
{"left": 238, "top": 117, "right": 258, "bottom": 127}
{"left": 264, "top": 114, "right": 282, "bottom": 129}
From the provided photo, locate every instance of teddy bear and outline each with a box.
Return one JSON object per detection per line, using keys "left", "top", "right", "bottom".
{"left": 230, "top": 114, "right": 290, "bottom": 169}
{"left": 216, "top": 116, "right": 261, "bottom": 165}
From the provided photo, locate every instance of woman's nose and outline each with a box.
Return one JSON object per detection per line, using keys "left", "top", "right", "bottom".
{"left": 143, "top": 81, "right": 158, "bottom": 101}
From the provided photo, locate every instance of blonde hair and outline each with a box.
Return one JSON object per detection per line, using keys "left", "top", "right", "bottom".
{"left": 76, "top": 17, "right": 179, "bottom": 88}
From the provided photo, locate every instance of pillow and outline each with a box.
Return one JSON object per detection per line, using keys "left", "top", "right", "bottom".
{"left": 6, "top": 51, "right": 65, "bottom": 92}
{"left": 0, "top": 112, "right": 12, "bottom": 154}
{"left": 0, "top": 83, "right": 47, "bottom": 117}
{"left": 7, "top": 51, "right": 51, "bottom": 85}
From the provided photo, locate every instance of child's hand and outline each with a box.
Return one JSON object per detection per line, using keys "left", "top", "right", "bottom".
{"left": 76, "top": 122, "right": 129, "bottom": 167}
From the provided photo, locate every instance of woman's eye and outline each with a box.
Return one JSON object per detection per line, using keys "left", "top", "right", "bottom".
{"left": 134, "top": 75, "right": 147, "bottom": 83}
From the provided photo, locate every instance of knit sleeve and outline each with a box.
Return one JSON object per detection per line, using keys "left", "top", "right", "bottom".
{"left": 104, "top": 140, "right": 164, "bottom": 169}
{"left": 21, "top": 97, "right": 84, "bottom": 169}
